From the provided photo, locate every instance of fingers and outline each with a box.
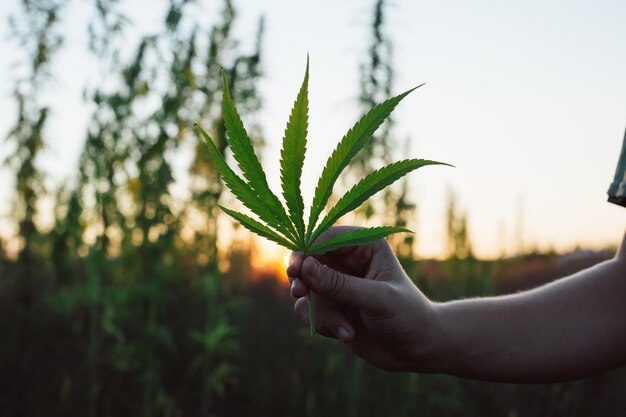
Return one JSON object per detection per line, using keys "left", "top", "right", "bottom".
{"left": 287, "top": 253, "right": 309, "bottom": 299}
{"left": 294, "top": 296, "right": 354, "bottom": 342}
{"left": 287, "top": 224, "right": 396, "bottom": 301}
{"left": 289, "top": 277, "right": 308, "bottom": 299}
{"left": 286, "top": 252, "right": 303, "bottom": 278}
{"left": 300, "top": 257, "right": 389, "bottom": 317}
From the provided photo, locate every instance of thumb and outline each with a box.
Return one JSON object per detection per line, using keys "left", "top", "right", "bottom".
{"left": 301, "top": 257, "right": 387, "bottom": 316}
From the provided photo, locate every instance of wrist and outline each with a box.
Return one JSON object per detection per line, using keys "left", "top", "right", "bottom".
{"left": 408, "top": 300, "right": 465, "bottom": 375}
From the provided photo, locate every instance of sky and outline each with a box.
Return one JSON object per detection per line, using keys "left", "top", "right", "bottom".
{"left": 0, "top": 0, "right": 625, "bottom": 259}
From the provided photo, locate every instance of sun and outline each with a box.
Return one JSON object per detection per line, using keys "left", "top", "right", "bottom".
{"left": 249, "top": 238, "right": 291, "bottom": 286}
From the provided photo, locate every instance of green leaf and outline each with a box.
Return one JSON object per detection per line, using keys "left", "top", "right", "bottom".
{"left": 280, "top": 57, "right": 309, "bottom": 244}
{"left": 221, "top": 72, "right": 298, "bottom": 241}
{"left": 306, "top": 85, "right": 424, "bottom": 239}
{"left": 219, "top": 205, "right": 299, "bottom": 250}
{"left": 307, "top": 226, "right": 412, "bottom": 255}
{"left": 194, "top": 124, "right": 293, "bottom": 242}
{"left": 311, "top": 159, "right": 450, "bottom": 243}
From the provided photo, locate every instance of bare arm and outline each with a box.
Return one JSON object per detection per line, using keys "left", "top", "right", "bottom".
{"left": 290, "top": 228, "right": 626, "bottom": 383}
{"left": 434, "top": 232, "right": 626, "bottom": 382}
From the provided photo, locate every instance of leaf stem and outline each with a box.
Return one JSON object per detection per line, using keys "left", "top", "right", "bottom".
{"left": 302, "top": 249, "right": 316, "bottom": 335}
{"left": 306, "top": 293, "right": 315, "bottom": 335}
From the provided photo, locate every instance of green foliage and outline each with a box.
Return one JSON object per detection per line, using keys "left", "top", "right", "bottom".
{"left": 220, "top": 72, "right": 297, "bottom": 240}
{"left": 196, "top": 59, "right": 448, "bottom": 259}
{"left": 5, "top": 0, "right": 65, "bottom": 246}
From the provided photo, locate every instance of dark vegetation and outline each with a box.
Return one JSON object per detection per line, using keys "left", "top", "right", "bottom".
{"left": 1, "top": 1, "right": 624, "bottom": 416}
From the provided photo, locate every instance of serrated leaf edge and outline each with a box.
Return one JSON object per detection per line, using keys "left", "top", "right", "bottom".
{"left": 310, "top": 159, "right": 450, "bottom": 245}
{"left": 221, "top": 72, "right": 299, "bottom": 241}
{"left": 194, "top": 124, "right": 295, "bottom": 243}
{"left": 220, "top": 205, "right": 298, "bottom": 250}
{"left": 306, "top": 84, "right": 424, "bottom": 241}
{"left": 279, "top": 57, "right": 309, "bottom": 245}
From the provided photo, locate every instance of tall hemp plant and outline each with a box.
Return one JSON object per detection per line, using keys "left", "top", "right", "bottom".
{"left": 196, "top": 58, "right": 450, "bottom": 334}
{"left": 5, "top": 1, "right": 65, "bottom": 414}
{"left": 353, "top": 0, "right": 419, "bottom": 260}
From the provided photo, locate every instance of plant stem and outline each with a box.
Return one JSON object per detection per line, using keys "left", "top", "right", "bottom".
{"left": 306, "top": 293, "right": 315, "bottom": 335}
{"left": 302, "top": 250, "right": 316, "bottom": 335}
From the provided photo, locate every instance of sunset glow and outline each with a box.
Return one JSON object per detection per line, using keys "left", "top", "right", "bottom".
{"left": 0, "top": 0, "right": 624, "bottom": 258}
{"left": 249, "top": 239, "right": 291, "bottom": 285}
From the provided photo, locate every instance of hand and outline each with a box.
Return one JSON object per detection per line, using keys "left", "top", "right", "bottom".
{"left": 287, "top": 226, "right": 443, "bottom": 372}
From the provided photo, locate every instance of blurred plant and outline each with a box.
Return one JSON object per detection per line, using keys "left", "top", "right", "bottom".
{"left": 5, "top": 0, "right": 65, "bottom": 254}
{"left": 188, "top": 0, "right": 264, "bottom": 271}
{"left": 445, "top": 188, "right": 473, "bottom": 260}
{"left": 34, "top": 0, "right": 263, "bottom": 414}
{"left": 4, "top": 1, "right": 65, "bottom": 415}
{"left": 189, "top": 272, "right": 244, "bottom": 414}
{"left": 348, "top": 0, "right": 419, "bottom": 261}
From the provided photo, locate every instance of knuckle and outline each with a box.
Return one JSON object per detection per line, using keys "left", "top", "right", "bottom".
{"left": 323, "top": 268, "right": 345, "bottom": 296}
{"left": 369, "top": 282, "right": 396, "bottom": 317}
{"left": 377, "top": 281, "right": 395, "bottom": 300}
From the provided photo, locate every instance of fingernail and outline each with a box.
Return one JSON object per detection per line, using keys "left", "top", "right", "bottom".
{"left": 337, "top": 326, "right": 349, "bottom": 341}
{"left": 290, "top": 278, "right": 298, "bottom": 291}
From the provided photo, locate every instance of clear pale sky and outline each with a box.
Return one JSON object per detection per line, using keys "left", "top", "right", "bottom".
{"left": 1, "top": 0, "right": 625, "bottom": 258}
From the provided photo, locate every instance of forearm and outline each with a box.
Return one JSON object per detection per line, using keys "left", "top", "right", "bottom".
{"left": 430, "top": 244, "right": 626, "bottom": 383}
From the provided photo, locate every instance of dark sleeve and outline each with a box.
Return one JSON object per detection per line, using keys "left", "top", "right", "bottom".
{"left": 608, "top": 127, "right": 626, "bottom": 208}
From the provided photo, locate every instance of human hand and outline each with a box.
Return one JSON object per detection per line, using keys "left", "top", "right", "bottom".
{"left": 287, "top": 226, "right": 443, "bottom": 372}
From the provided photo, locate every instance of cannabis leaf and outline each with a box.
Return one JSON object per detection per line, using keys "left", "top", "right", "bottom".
{"left": 309, "top": 158, "right": 452, "bottom": 247}
{"left": 195, "top": 57, "right": 450, "bottom": 335}
{"left": 305, "top": 84, "right": 423, "bottom": 242}
{"left": 280, "top": 58, "right": 309, "bottom": 245}
{"left": 307, "top": 226, "right": 412, "bottom": 255}
{"left": 221, "top": 72, "right": 298, "bottom": 242}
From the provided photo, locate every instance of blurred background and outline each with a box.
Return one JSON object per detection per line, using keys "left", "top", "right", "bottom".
{"left": 0, "top": 0, "right": 625, "bottom": 416}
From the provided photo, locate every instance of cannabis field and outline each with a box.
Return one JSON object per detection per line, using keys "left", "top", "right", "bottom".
{"left": 1, "top": 1, "right": 625, "bottom": 416}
